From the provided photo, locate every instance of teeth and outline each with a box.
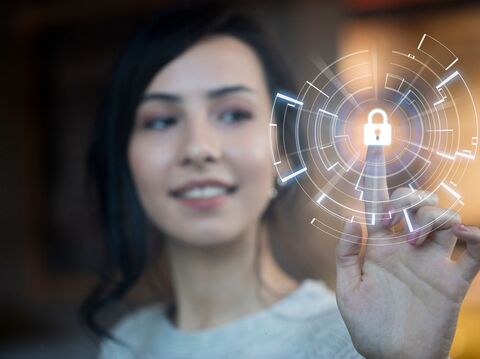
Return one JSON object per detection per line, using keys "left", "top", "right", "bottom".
{"left": 182, "top": 186, "right": 227, "bottom": 199}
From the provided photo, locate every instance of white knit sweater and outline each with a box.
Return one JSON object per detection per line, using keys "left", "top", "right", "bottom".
{"left": 99, "top": 280, "right": 362, "bottom": 358}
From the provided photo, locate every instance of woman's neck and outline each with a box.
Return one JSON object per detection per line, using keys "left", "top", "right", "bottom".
{"left": 165, "top": 224, "right": 297, "bottom": 331}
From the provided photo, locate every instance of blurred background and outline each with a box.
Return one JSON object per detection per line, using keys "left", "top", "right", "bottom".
{"left": 1, "top": 0, "right": 479, "bottom": 358}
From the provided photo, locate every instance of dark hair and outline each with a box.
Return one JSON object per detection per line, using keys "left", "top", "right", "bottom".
{"left": 81, "top": 2, "right": 298, "bottom": 339}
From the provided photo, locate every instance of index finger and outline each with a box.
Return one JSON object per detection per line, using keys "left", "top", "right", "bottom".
{"left": 363, "top": 145, "right": 389, "bottom": 232}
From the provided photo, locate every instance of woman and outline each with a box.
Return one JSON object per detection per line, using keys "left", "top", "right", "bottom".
{"left": 82, "top": 3, "right": 480, "bottom": 358}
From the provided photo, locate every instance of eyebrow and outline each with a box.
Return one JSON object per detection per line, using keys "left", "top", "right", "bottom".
{"left": 140, "top": 85, "right": 254, "bottom": 103}
{"left": 207, "top": 85, "right": 253, "bottom": 99}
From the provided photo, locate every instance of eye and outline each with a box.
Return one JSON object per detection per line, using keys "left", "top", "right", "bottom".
{"left": 219, "top": 109, "right": 253, "bottom": 123}
{"left": 143, "top": 116, "right": 178, "bottom": 130}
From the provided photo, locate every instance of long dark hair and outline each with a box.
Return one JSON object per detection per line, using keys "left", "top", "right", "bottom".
{"left": 81, "top": 2, "right": 299, "bottom": 339}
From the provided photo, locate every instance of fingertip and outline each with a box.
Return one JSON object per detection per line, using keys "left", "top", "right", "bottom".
{"left": 452, "top": 223, "right": 480, "bottom": 240}
{"left": 366, "top": 145, "right": 384, "bottom": 163}
{"left": 382, "top": 216, "right": 392, "bottom": 227}
{"left": 454, "top": 223, "right": 471, "bottom": 232}
{"left": 407, "top": 230, "right": 419, "bottom": 245}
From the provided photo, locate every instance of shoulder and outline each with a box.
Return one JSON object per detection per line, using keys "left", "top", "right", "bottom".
{"left": 98, "top": 303, "right": 165, "bottom": 359}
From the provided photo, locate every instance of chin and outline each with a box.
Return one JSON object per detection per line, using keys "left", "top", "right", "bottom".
{"left": 176, "top": 228, "right": 244, "bottom": 247}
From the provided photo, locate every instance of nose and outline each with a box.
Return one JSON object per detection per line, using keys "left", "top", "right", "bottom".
{"left": 180, "top": 118, "right": 221, "bottom": 167}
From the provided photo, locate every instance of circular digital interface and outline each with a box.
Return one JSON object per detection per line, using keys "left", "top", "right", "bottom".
{"left": 270, "top": 34, "right": 478, "bottom": 245}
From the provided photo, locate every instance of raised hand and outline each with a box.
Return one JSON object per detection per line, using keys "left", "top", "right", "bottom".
{"left": 335, "top": 145, "right": 480, "bottom": 359}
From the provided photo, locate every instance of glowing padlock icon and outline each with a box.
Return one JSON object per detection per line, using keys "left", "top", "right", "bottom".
{"left": 363, "top": 108, "right": 391, "bottom": 146}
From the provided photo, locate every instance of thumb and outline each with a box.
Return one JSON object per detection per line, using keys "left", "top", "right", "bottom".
{"left": 336, "top": 222, "right": 363, "bottom": 290}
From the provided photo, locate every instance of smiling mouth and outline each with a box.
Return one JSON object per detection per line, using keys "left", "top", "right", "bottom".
{"left": 171, "top": 185, "right": 237, "bottom": 199}
{"left": 169, "top": 181, "right": 238, "bottom": 210}
{"left": 170, "top": 180, "right": 238, "bottom": 202}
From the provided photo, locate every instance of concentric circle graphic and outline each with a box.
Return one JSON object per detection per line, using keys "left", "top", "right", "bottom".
{"left": 270, "top": 34, "right": 478, "bottom": 245}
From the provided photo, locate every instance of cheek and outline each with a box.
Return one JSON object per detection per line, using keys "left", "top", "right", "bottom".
{"left": 227, "top": 128, "right": 274, "bottom": 192}
{"left": 128, "top": 135, "right": 175, "bottom": 194}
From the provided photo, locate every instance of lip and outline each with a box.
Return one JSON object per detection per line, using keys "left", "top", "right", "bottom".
{"left": 169, "top": 179, "right": 237, "bottom": 210}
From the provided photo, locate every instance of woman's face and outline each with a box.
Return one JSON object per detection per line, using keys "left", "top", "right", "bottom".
{"left": 128, "top": 36, "right": 275, "bottom": 246}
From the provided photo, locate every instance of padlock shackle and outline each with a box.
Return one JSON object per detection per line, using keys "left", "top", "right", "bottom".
{"left": 367, "top": 108, "right": 389, "bottom": 124}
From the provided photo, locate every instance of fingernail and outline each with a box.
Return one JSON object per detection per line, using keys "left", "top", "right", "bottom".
{"left": 382, "top": 216, "right": 392, "bottom": 226}
{"left": 457, "top": 224, "right": 471, "bottom": 232}
{"left": 382, "top": 208, "right": 394, "bottom": 226}
{"left": 407, "top": 231, "right": 418, "bottom": 245}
